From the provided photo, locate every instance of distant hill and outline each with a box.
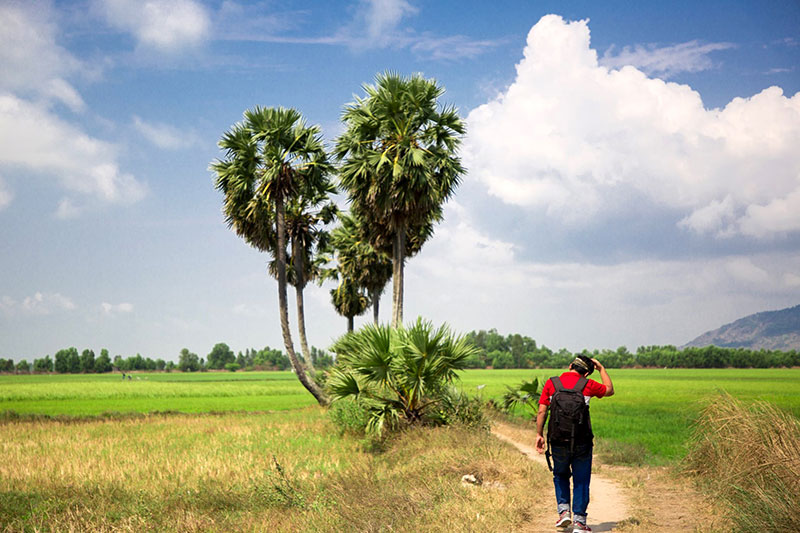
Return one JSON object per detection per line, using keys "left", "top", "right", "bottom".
{"left": 684, "top": 304, "right": 800, "bottom": 351}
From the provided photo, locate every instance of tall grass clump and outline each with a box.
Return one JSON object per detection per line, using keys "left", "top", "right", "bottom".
{"left": 685, "top": 394, "right": 800, "bottom": 532}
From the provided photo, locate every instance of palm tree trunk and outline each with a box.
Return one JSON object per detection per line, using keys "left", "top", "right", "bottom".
{"left": 275, "top": 193, "right": 328, "bottom": 406}
{"left": 371, "top": 288, "right": 380, "bottom": 325}
{"left": 347, "top": 315, "right": 354, "bottom": 333}
{"left": 292, "top": 237, "right": 314, "bottom": 373}
{"left": 391, "top": 222, "right": 406, "bottom": 328}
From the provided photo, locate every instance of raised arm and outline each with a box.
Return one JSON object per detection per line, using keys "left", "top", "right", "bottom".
{"left": 591, "top": 358, "right": 614, "bottom": 397}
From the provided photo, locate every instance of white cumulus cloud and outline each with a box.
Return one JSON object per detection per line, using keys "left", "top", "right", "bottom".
{"left": 0, "top": 94, "right": 147, "bottom": 206}
{"left": 463, "top": 15, "right": 800, "bottom": 239}
{"left": 0, "top": 2, "right": 85, "bottom": 111}
{"left": 97, "top": 0, "right": 211, "bottom": 52}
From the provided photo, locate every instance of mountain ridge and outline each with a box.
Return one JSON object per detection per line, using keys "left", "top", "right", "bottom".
{"left": 684, "top": 304, "right": 800, "bottom": 351}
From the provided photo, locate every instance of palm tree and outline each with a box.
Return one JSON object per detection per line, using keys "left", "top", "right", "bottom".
{"left": 269, "top": 190, "right": 338, "bottom": 371}
{"left": 329, "top": 213, "right": 392, "bottom": 325}
{"left": 328, "top": 319, "right": 479, "bottom": 435}
{"left": 211, "top": 106, "right": 330, "bottom": 406}
{"left": 330, "top": 277, "right": 369, "bottom": 333}
{"left": 336, "top": 72, "right": 465, "bottom": 327}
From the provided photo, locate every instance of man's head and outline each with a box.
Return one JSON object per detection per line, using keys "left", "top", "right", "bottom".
{"left": 570, "top": 355, "right": 595, "bottom": 376}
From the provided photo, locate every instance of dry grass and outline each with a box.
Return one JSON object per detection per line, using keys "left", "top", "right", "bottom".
{"left": 0, "top": 409, "right": 552, "bottom": 532}
{"left": 685, "top": 394, "right": 800, "bottom": 532}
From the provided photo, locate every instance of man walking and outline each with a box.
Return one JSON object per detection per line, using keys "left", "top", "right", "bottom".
{"left": 535, "top": 355, "right": 614, "bottom": 533}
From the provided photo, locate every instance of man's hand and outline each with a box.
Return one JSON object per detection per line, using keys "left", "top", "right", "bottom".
{"left": 535, "top": 434, "right": 546, "bottom": 454}
{"left": 591, "top": 358, "right": 615, "bottom": 397}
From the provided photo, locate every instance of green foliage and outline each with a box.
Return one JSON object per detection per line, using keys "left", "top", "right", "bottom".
{"left": 33, "top": 356, "right": 53, "bottom": 373}
{"left": 428, "top": 386, "right": 489, "bottom": 430}
{"left": 328, "top": 318, "right": 480, "bottom": 436}
{"left": 79, "top": 349, "right": 95, "bottom": 373}
{"left": 501, "top": 377, "right": 542, "bottom": 415}
{"left": 15, "top": 360, "right": 30, "bottom": 374}
{"left": 465, "top": 328, "right": 800, "bottom": 369}
{"left": 94, "top": 349, "right": 112, "bottom": 373}
{"left": 328, "top": 397, "right": 371, "bottom": 436}
{"left": 310, "top": 347, "right": 334, "bottom": 370}
{"left": 0, "top": 358, "right": 14, "bottom": 372}
{"left": 178, "top": 348, "right": 201, "bottom": 372}
{"left": 225, "top": 362, "right": 241, "bottom": 372}
{"left": 207, "top": 342, "right": 235, "bottom": 370}
{"left": 54, "top": 348, "right": 78, "bottom": 373}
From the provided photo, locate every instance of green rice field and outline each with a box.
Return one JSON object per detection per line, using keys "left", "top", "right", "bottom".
{"left": 2, "top": 368, "right": 799, "bottom": 463}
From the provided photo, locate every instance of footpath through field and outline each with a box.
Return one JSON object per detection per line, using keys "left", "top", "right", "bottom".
{"left": 492, "top": 422, "right": 629, "bottom": 533}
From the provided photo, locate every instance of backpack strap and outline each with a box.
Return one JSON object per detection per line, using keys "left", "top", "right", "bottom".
{"left": 550, "top": 376, "right": 564, "bottom": 392}
{"left": 572, "top": 376, "right": 588, "bottom": 393}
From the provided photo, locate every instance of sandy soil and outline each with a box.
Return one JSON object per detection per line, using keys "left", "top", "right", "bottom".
{"left": 491, "top": 422, "right": 706, "bottom": 532}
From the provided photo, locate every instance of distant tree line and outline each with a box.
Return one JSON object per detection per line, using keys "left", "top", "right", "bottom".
{"left": 465, "top": 329, "right": 800, "bottom": 369}
{"left": 1, "top": 343, "right": 335, "bottom": 374}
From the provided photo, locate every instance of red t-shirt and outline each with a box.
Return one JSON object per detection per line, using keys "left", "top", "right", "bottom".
{"left": 538, "top": 371, "right": 607, "bottom": 406}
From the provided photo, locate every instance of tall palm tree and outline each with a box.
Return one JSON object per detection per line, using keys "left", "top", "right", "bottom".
{"left": 336, "top": 72, "right": 465, "bottom": 327}
{"left": 211, "top": 106, "right": 330, "bottom": 406}
{"left": 269, "top": 191, "right": 337, "bottom": 371}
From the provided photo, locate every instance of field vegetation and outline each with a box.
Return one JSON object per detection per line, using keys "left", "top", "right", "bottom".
{"left": 0, "top": 408, "right": 550, "bottom": 532}
{"left": 686, "top": 395, "right": 800, "bottom": 531}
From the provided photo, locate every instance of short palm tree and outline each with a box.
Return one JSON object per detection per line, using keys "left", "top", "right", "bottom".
{"left": 328, "top": 319, "right": 479, "bottom": 435}
{"left": 329, "top": 213, "right": 392, "bottom": 325}
{"left": 336, "top": 72, "right": 465, "bottom": 327}
{"left": 330, "top": 277, "right": 369, "bottom": 333}
{"left": 211, "top": 106, "right": 331, "bottom": 406}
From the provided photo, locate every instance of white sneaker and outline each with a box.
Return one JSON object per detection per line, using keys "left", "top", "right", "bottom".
{"left": 555, "top": 510, "right": 572, "bottom": 528}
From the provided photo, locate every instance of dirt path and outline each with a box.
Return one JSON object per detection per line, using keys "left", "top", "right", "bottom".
{"left": 492, "top": 423, "right": 630, "bottom": 533}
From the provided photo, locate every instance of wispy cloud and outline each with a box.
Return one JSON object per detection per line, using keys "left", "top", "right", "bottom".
{"left": 102, "top": 302, "right": 134, "bottom": 315}
{"left": 215, "top": 0, "right": 498, "bottom": 61}
{"left": 0, "top": 292, "right": 76, "bottom": 316}
{"left": 0, "top": 175, "right": 11, "bottom": 210}
{"left": 766, "top": 66, "right": 795, "bottom": 75}
{"left": 95, "top": 0, "right": 211, "bottom": 52}
{"left": 601, "top": 39, "right": 735, "bottom": 78}
{"left": 133, "top": 116, "right": 198, "bottom": 150}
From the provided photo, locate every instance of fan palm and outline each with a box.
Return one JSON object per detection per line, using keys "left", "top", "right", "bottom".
{"left": 335, "top": 72, "right": 465, "bottom": 327}
{"left": 268, "top": 189, "right": 338, "bottom": 370}
{"left": 330, "top": 276, "right": 369, "bottom": 333}
{"left": 328, "top": 319, "right": 479, "bottom": 435}
{"left": 211, "top": 106, "right": 331, "bottom": 406}
{"left": 329, "top": 213, "right": 392, "bottom": 325}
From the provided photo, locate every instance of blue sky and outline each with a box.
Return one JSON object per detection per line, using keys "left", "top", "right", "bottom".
{"left": 1, "top": 0, "right": 799, "bottom": 361}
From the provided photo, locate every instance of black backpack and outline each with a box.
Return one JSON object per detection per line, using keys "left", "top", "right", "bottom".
{"left": 545, "top": 376, "right": 593, "bottom": 467}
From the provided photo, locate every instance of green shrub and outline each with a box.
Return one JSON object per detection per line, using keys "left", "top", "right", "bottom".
{"left": 428, "top": 386, "right": 489, "bottom": 430}
{"left": 328, "top": 397, "right": 371, "bottom": 436}
{"left": 328, "top": 318, "right": 479, "bottom": 436}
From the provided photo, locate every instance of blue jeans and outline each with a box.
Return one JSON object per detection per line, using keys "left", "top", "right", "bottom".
{"left": 551, "top": 442, "right": 592, "bottom": 520}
